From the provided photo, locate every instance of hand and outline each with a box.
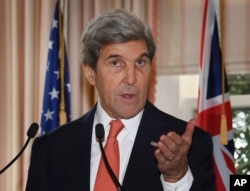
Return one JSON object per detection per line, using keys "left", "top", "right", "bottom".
{"left": 154, "top": 118, "right": 196, "bottom": 182}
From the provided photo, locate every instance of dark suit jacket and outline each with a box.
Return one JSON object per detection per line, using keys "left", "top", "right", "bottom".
{"left": 26, "top": 101, "right": 216, "bottom": 191}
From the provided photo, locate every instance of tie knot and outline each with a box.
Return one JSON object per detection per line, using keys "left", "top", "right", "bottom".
{"left": 108, "top": 119, "right": 124, "bottom": 138}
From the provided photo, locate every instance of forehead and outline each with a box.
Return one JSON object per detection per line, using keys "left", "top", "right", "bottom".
{"left": 99, "top": 40, "right": 148, "bottom": 59}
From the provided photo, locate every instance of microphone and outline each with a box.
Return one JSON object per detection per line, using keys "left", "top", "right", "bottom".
{"left": 0, "top": 122, "right": 39, "bottom": 175}
{"left": 95, "top": 123, "right": 123, "bottom": 191}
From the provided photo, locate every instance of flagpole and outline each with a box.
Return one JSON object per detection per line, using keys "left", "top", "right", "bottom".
{"left": 219, "top": 0, "right": 228, "bottom": 145}
{"left": 59, "top": 0, "right": 66, "bottom": 125}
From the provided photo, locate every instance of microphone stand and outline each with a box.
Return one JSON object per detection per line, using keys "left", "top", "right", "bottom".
{"left": 0, "top": 138, "right": 31, "bottom": 174}
{"left": 0, "top": 123, "right": 39, "bottom": 175}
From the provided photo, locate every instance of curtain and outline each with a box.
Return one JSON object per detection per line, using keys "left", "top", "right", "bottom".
{"left": 0, "top": 0, "right": 154, "bottom": 190}
{"left": 0, "top": 0, "right": 249, "bottom": 190}
{"left": 156, "top": 0, "right": 250, "bottom": 75}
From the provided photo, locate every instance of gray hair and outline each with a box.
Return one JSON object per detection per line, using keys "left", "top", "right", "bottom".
{"left": 80, "top": 9, "right": 156, "bottom": 70}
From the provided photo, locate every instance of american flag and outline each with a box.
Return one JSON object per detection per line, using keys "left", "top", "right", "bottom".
{"left": 40, "top": 1, "right": 71, "bottom": 135}
{"left": 197, "top": 0, "right": 235, "bottom": 190}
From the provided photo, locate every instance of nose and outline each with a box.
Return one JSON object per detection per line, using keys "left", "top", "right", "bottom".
{"left": 123, "top": 64, "right": 137, "bottom": 85}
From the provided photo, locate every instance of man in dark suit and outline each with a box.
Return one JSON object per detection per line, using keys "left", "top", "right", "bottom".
{"left": 26, "top": 9, "right": 216, "bottom": 191}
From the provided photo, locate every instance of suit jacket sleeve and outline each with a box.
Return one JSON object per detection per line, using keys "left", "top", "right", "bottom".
{"left": 189, "top": 127, "right": 216, "bottom": 191}
{"left": 26, "top": 138, "right": 48, "bottom": 191}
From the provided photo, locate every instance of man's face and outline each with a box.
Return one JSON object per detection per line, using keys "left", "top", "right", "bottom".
{"left": 84, "top": 40, "right": 151, "bottom": 119}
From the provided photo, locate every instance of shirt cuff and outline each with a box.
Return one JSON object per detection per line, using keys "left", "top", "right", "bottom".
{"left": 160, "top": 166, "right": 193, "bottom": 191}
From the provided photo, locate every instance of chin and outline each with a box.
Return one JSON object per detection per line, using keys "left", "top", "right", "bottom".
{"left": 118, "top": 108, "right": 143, "bottom": 119}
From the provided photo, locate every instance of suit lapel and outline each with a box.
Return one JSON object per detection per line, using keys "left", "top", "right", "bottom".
{"left": 122, "top": 101, "right": 165, "bottom": 190}
{"left": 67, "top": 105, "right": 96, "bottom": 190}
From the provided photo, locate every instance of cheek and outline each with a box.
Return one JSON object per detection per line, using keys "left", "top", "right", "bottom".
{"left": 95, "top": 75, "right": 117, "bottom": 94}
{"left": 138, "top": 73, "right": 150, "bottom": 89}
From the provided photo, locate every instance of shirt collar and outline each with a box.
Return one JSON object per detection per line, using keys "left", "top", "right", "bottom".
{"left": 95, "top": 101, "right": 144, "bottom": 140}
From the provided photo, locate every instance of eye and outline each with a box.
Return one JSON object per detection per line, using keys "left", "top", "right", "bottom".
{"left": 136, "top": 57, "right": 150, "bottom": 67}
{"left": 109, "top": 58, "right": 125, "bottom": 68}
{"left": 111, "top": 60, "right": 120, "bottom": 66}
{"left": 136, "top": 59, "right": 145, "bottom": 66}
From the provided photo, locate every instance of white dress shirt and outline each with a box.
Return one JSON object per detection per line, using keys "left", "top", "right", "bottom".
{"left": 90, "top": 102, "right": 193, "bottom": 191}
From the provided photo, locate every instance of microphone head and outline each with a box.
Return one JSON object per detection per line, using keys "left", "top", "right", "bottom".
{"left": 27, "top": 123, "right": 39, "bottom": 138}
{"left": 95, "top": 123, "right": 105, "bottom": 141}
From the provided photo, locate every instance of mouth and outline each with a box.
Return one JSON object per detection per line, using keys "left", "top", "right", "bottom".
{"left": 120, "top": 93, "right": 136, "bottom": 100}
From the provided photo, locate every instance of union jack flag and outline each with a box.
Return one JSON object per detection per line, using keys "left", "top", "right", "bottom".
{"left": 40, "top": 1, "right": 71, "bottom": 135}
{"left": 197, "top": 0, "right": 235, "bottom": 190}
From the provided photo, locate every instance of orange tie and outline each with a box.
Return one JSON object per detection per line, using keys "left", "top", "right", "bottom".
{"left": 94, "top": 119, "right": 124, "bottom": 191}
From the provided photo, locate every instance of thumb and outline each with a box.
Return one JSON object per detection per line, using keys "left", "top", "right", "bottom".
{"left": 182, "top": 118, "right": 196, "bottom": 145}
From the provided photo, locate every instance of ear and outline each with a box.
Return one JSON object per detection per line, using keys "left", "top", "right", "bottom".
{"left": 83, "top": 64, "right": 95, "bottom": 85}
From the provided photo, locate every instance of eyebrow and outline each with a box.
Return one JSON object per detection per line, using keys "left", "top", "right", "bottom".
{"left": 105, "top": 52, "right": 150, "bottom": 61}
